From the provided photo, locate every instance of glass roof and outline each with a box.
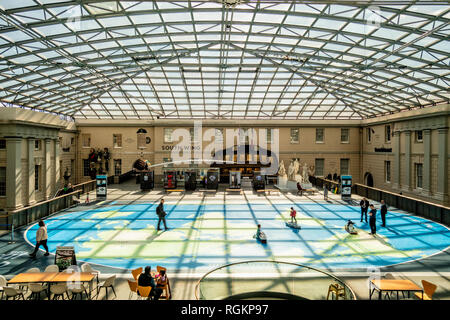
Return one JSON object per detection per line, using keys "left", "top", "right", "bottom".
{"left": 0, "top": 0, "right": 448, "bottom": 120}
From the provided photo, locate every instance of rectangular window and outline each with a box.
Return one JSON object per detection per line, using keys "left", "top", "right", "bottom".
{"left": 415, "top": 130, "right": 423, "bottom": 143}
{"left": 215, "top": 128, "right": 223, "bottom": 143}
{"left": 34, "top": 165, "right": 40, "bottom": 191}
{"left": 315, "top": 158, "right": 324, "bottom": 177}
{"left": 266, "top": 129, "right": 272, "bottom": 144}
{"left": 385, "top": 125, "right": 391, "bottom": 142}
{"left": 82, "top": 134, "right": 91, "bottom": 148}
{"left": 340, "top": 159, "right": 349, "bottom": 175}
{"left": 70, "top": 137, "right": 75, "bottom": 146}
{"left": 83, "top": 159, "right": 90, "bottom": 177}
{"left": 0, "top": 167, "right": 6, "bottom": 196}
{"left": 385, "top": 161, "right": 391, "bottom": 183}
{"left": 113, "top": 134, "right": 122, "bottom": 148}
{"left": 290, "top": 128, "right": 299, "bottom": 144}
{"left": 341, "top": 128, "right": 349, "bottom": 143}
{"left": 114, "top": 159, "right": 122, "bottom": 176}
{"left": 415, "top": 163, "right": 423, "bottom": 189}
{"left": 35, "top": 140, "right": 41, "bottom": 151}
{"left": 316, "top": 128, "right": 324, "bottom": 143}
{"left": 164, "top": 128, "right": 173, "bottom": 143}
{"left": 367, "top": 127, "right": 372, "bottom": 143}
{"left": 163, "top": 157, "right": 173, "bottom": 168}
{"left": 0, "top": 139, "right": 6, "bottom": 149}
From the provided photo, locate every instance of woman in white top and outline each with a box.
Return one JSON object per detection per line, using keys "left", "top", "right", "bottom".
{"left": 29, "top": 220, "right": 49, "bottom": 258}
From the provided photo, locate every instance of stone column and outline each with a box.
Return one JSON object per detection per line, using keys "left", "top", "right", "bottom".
{"left": 422, "top": 129, "right": 431, "bottom": 196}
{"left": 27, "top": 138, "right": 36, "bottom": 205}
{"left": 43, "top": 138, "right": 52, "bottom": 200}
{"left": 393, "top": 131, "right": 401, "bottom": 190}
{"left": 436, "top": 128, "right": 448, "bottom": 203}
{"left": 54, "top": 138, "right": 61, "bottom": 193}
{"left": 5, "top": 137, "right": 23, "bottom": 210}
{"left": 403, "top": 130, "right": 411, "bottom": 191}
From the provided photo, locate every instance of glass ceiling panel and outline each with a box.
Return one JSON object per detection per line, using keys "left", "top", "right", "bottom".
{"left": 0, "top": 0, "right": 447, "bottom": 120}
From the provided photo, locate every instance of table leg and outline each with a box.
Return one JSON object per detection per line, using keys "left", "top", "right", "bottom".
{"left": 378, "top": 289, "right": 381, "bottom": 300}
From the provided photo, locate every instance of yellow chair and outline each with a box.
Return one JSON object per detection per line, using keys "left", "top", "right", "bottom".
{"left": 127, "top": 280, "right": 138, "bottom": 300}
{"left": 156, "top": 266, "right": 171, "bottom": 300}
{"left": 415, "top": 280, "right": 437, "bottom": 300}
{"left": 327, "top": 283, "right": 346, "bottom": 300}
{"left": 137, "top": 285, "right": 152, "bottom": 300}
{"left": 131, "top": 267, "right": 143, "bottom": 282}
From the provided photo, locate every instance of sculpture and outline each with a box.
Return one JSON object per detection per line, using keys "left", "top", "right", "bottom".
{"left": 288, "top": 160, "right": 296, "bottom": 180}
{"left": 302, "top": 163, "right": 308, "bottom": 182}
{"left": 278, "top": 160, "right": 287, "bottom": 176}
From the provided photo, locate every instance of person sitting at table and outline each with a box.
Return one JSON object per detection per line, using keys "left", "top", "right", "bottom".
{"left": 156, "top": 269, "right": 167, "bottom": 288}
{"left": 138, "top": 266, "right": 162, "bottom": 300}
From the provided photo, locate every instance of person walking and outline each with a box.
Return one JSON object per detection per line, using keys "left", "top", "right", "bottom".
{"left": 360, "top": 197, "right": 369, "bottom": 223}
{"left": 368, "top": 204, "right": 377, "bottom": 235}
{"left": 380, "top": 200, "right": 387, "bottom": 227}
{"left": 29, "top": 220, "right": 49, "bottom": 258}
{"left": 290, "top": 207, "right": 297, "bottom": 224}
{"left": 156, "top": 199, "right": 168, "bottom": 231}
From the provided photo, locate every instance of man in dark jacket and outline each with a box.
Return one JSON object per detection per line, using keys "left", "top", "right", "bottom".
{"left": 138, "top": 266, "right": 162, "bottom": 300}
{"left": 360, "top": 197, "right": 369, "bottom": 223}
{"left": 368, "top": 204, "right": 377, "bottom": 235}
{"left": 380, "top": 200, "right": 387, "bottom": 227}
{"left": 156, "top": 199, "right": 168, "bottom": 231}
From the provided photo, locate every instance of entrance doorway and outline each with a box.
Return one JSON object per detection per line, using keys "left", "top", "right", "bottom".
{"left": 364, "top": 172, "right": 374, "bottom": 187}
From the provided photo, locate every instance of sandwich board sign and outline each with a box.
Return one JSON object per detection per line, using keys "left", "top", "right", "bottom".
{"left": 55, "top": 246, "right": 77, "bottom": 271}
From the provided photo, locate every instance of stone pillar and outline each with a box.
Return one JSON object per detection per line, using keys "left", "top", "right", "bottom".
{"left": 436, "top": 128, "right": 448, "bottom": 203}
{"left": 43, "top": 138, "right": 52, "bottom": 200}
{"left": 393, "top": 131, "right": 401, "bottom": 190}
{"left": 54, "top": 138, "right": 60, "bottom": 194}
{"left": 5, "top": 137, "right": 23, "bottom": 210}
{"left": 403, "top": 130, "right": 411, "bottom": 191}
{"left": 27, "top": 138, "right": 36, "bottom": 205}
{"left": 422, "top": 129, "right": 431, "bottom": 196}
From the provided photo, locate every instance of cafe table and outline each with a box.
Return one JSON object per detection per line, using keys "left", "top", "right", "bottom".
{"left": 370, "top": 279, "right": 424, "bottom": 300}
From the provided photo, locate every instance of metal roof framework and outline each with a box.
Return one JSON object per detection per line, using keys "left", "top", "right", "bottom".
{"left": 0, "top": 0, "right": 448, "bottom": 120}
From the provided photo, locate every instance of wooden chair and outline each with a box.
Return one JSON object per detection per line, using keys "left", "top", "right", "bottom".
{"left": 156, "top": 266, "right": 171, "bottom": 300}
{"left": 131, "top": 267, "right": 143, "bottom": 282}
{"left": 127, "top": 280, "right": 138, "bottom": 300}
{"left": 327, "top": 283, "right": 346, "bottom": 300}
{"left": 415, "top": 280, "right": 437, "bottom": 300}
{"left": 137, "top": 285, "right": 152, "bottom": 300}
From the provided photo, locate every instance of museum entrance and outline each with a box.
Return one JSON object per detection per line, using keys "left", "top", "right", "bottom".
{"left": 210, "top": 145, "right": 273, "bottom": 183}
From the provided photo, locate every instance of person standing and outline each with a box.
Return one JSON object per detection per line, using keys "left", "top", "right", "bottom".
{"left": 324, "top": 184, "right": 329, "bottom": 200}
{"left": 29, "top": 220, "right": 49, "bottom": 258}
{"left": 368, "top": 204, "right": 377, "bottom": 235}
{"left": 290, "top": 207, "right": 297, "bottom": 224}
{"left": 380, "top": 200, "right": 387, "bottom": 227}
{"left": 156, "top": 199, "right": 168, "bottom": 231}
{"left": 360, "top": 197, "right": 369, "bottom": 223}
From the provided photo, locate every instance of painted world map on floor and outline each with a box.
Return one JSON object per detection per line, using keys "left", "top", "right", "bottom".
{"left": 25, "top": 201, "right": 450, "bottom": 273}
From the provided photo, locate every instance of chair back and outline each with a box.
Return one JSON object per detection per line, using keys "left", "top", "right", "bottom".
{"left": 50, "top": 284, "right": 67, "bottom": 295}
{"left": 64, "top": 265, "right": 80, "bottom": 273}
{"left": 422, "top": 280, "right": 437, "bottom": 298}
{"left": 26, "top": 267, "right": 40, "bottom": 273}
{"left": 127, "top": 280, "right": 138, "bottom": 293}
{"left": 156, "top": 266, "right": 166, "bottom": 274}
{"left": 3, "top": 287, "right": 18, "bottom": 297}
{"left": 131, "top": 267, "right": 143, "bottom": 281}
{"left": 29, "top": 283, "right": 45, "bottom": 293}
{"left": 137, "top": 285, "right": 151, "bottom": 298}
{"left": 0, "top": 275, "right": 7, "bottom": 287}
{"left": 81, "top": 263, "right": 92, "bottom": 273}
{"left": 44, "top": 265, "right": 59, "bottom": 273}
{"left": 104, "top": 275, "right": 116, "bottom": 287}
